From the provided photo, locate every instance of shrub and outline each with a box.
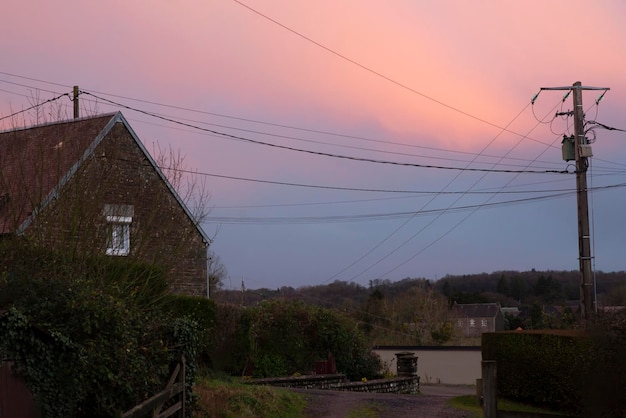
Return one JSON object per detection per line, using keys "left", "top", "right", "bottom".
{"left": 483, "top": 317, "right": 626, "bottom": 416}
{"left": 0, "top": 241, "right": 197, "bottom": 417}
{"left": 203, "top": 303, "right": 250, "bottom": 375}
{"left": 581, "top": 312, "right": 626, "bottom": 417}
{"left": 245, "top": 299, "right": 381, "bottom": 380}
{"left": 482, "top": 330, "right": 592, "bottom": 413}
{"left": 165, "top": 294, "right": 216, "bottom": 367}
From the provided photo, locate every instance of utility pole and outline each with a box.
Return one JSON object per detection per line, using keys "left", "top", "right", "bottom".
{"left": 572, "top": 83, "right": 594, "bottom": 322}
{"left": 241, "top": 278, "right": 246, "bottom": 307}
{"left": 540, "top": 82, "right": 609, "bottom": 322}
{"left": 73, "top": 85, "right": 79, "bottom": 119}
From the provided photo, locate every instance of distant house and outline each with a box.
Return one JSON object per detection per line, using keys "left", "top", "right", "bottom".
{"left": 451, "top": 302, "right": 504, "bottom": 337}
{"left": 0, "top": 112, "right": 211, "bottom": 296}
{"left": 500, "top": 307, "right": 520, "bottom": 317}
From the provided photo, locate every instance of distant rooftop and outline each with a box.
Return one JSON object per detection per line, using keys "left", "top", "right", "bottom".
{"left": 451, "top": 302, "right": 501, "bottom": 318}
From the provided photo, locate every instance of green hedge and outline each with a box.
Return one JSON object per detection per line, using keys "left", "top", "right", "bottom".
{"left": 482, "top": 323, "right": 626, "bottom": 416}
{"left": 482, "top": 330, "right": 592, "bottom": 413}
{"left": 582, "top": 313, "right": 626, "bottom": 417}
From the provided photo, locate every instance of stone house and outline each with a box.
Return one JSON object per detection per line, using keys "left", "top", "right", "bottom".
{"left": 0, "top": 112, "right": 211, "bottom": 296}
{"left": 451, "top": 302, "right": 504, "bottom": 337}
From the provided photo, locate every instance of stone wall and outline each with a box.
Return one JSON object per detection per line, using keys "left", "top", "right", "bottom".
{"left": 246, "top": 374, "right": 346, "bottom": 390}
{"left": 333, "top": 376, "right": 419, "bottom": 394}
{"left": 247, "top": 352, "right": 420, "bottom": 395}
{"left": 246, "top": 374, "right": 420, "bottom": 395}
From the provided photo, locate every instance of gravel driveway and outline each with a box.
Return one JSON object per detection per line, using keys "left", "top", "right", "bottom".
{"left": 293, "top": 384, "right": 476, "bottom": 418}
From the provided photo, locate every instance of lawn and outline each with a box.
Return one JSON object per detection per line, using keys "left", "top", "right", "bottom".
{"left": 450, "top": 395, "right": 571, "bottom": 417}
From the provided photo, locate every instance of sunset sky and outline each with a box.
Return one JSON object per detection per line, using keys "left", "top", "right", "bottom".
{"left": 2, "top": 1, "right": 626, "bottom": 290}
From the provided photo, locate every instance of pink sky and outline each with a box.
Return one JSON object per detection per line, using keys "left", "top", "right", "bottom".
{"left": 2, "top": 1, "right": 626, "bottom": 289}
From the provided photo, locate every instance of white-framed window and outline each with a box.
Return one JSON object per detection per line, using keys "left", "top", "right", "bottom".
{"left": 469, "top": 319, "right": 476, "bottom": 328}
{"left": 457, "top": 320, "right": 463, "bottom": 328}
{"left": 103, "top": 205, "right": 134, "bottom": 256}
{"left": 481, "top": 319, "right": 488, "bottom": 328}
{"left": 106, "top": 216, "right": 131, "bottom": 256}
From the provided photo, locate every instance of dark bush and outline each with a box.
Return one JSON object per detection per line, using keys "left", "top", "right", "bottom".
{"left": 581, "top": 312, "right": 626, "bottom": 417}
{"left": 483, "top": 317, "right": 626, "bottom": 416}
{"left": 0, "top": 240, "right": 197, "bottom": 417}
{"left": 244, "top": 299, "right": 381, "bottom": 380}
{"left": 165, "top": 294, "right": 216, "bottom": 367}
{"left": 200, "top": 303, "right": 249, "bottom": 375}
{"left": 482, "top": 330, "right": 592, "bottom": 413}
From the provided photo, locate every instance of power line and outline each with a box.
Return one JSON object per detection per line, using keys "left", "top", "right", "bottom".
{"left": 206, "top": 182, "right": 626, "bottom": 224}
{"left": 82, "top": 90, "right": 563, "bottom": 175}
{"left": 206, "top": 191, "right": 577, "bottom": 225}
{"left": 163, "top": 166, "right": 577, "bottom": 195}
{"left": 0, "top": 71, "right": 71, "bottom": 90}
{"left": 120, "top": 109, "right": 564, "bottom": 171}
{"left": 2, "top": 71, "right": 524, "bottom": 161}
{"left": 231, "top": 0, "right": 550, "bottom": 142}
{"left": 359, "top": 98, "right": 608, "bottom": 284}
{"left": 208, "top": 180, "right": 626, "bottom": 210}
{"left": 331, "top": 95, "right": 565, "bottom": 284}
{"left": 587, "top": 120, "right": 626, "bottom": 133}
{"left": 0, "top": 92, "right": 71, "bottom": 123}
{"left": 0, "top": 86, "right": 599, "bottom": 202}
{"left": 2, "top": 74, "right": 619, "bottom": 172}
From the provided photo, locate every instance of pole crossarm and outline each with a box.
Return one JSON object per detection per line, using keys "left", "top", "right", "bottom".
{"left": 540, "top": 85, "right": 609, "bottom": 91}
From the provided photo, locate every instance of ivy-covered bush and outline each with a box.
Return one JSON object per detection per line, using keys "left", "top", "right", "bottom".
{"left": 0, "top": 240, "right": 198, "bottom": 417}
{"left": 0, "top": 308, "right": 81, "bottom": 417}
{"left": 164, "top": 294, "right": 216, "bottom": 370}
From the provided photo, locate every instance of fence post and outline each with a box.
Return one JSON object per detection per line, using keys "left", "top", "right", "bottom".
{"left": 181, "top": 354, "right": 186, "bottom": 418}
{"left": 482, "top": 360, "right": 497, "bottom": 418}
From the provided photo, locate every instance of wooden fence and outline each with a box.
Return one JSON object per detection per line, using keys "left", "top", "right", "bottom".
{"left": 0, "top": 361, "right": 41, "bottom": 418}
{"left": 121, "top": 355, "right": 186, "bottom": 418}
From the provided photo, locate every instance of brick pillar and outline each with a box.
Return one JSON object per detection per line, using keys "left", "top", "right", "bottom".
{"left": 395, "top": 352, "right": 419, "bottom": 394}
{"left": 395, "top": 352, "right": 418, "bottom": 377}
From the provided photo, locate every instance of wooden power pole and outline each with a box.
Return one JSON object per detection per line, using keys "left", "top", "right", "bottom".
{"left": 572, "top": 82, "right": 594, "bottom": 321}
{"left": 541, "top": 82, "right": 609, "bottom": 321}
{"left": 73, "top": 85, "right": 79, "bottom": 119}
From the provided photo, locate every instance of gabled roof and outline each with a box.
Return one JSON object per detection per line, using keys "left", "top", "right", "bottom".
{"left": 451, "top": 302, "right": 501, "bottom": 319}
{"left": 0, "top": 112, "right": 210, "bottom": 244}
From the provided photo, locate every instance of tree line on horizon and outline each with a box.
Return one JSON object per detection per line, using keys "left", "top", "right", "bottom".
{"left": 212, "top": 269, "right": 626, "bottom": 345}
{"left": 214, "top": 269, "right": 626, "bottom": 309}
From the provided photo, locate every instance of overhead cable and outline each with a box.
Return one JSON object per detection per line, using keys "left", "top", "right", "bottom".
{"left": 0, "top": 92, "right": 71, "bottom": 123}
{"left": 232, "top": 0, "right": 537, "bottom": 139}
{"left": 82, "top": 90, "right": 564, "bottom": 175}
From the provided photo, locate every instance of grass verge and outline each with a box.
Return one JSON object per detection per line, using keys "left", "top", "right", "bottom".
{"left": 347, "top": 402, "right": 381, "bottom": 418}
{"left": 449, "top": 395, "right": 570, "bottom": 417}
{"left": 194, "top": 377, "right": 305, "bottom": 418}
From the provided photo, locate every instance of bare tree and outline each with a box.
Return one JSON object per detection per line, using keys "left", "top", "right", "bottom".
{"left": 152, "top": 142, "right": 214, "bottom": 225}
{"left": 26, "top": 89, "right": 71, "bottom": 125}
{"left": 152, "top": 143, "right": 228, "bottom": 295}
{"left": 207, "top": 250, "right": 227, "bottom": 296}
{"left": 0, "top": 88, "right": 101, "bottom": 131}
